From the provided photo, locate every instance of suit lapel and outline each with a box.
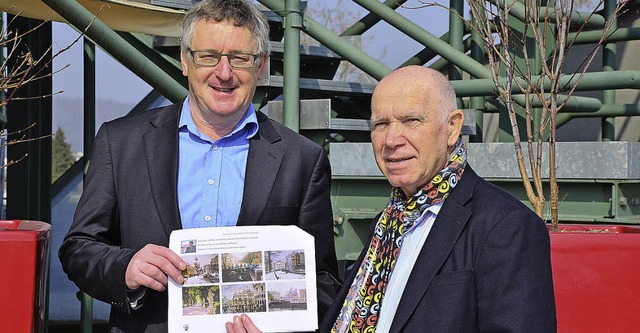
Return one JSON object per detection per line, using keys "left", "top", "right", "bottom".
{"left": 143, "top": 103, "right": 182, "bottom": 239}
{"left": 237, "top": 113, "right": 283, "bottom": 226}
{"left": 389, "top": 168, "right": 478, "bottom": 332}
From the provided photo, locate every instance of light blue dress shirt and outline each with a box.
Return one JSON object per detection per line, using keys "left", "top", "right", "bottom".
{"left": 177, "top": 97, "right": 258, "bottom": 229}
{"left": 374, "top": 203, "right": 442, "bottom": 333}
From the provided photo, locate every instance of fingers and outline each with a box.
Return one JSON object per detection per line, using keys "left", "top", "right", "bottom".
{"left": 225, "top": 314, "right": 263, "bottom": 333}
{"left": 240, "top": 314, "right": 263, "bottom": 333}
{"left": 225, "top": 315, "right": 242, "bottom": 333}
{"left": 125, "top": 244, "right": 186, "bottom": 291}
{"left": 224, "top": 319, "right": 236, "bottom": 333}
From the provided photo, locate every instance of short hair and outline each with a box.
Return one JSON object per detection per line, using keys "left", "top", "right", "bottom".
{"left": 181, "top": 0, "right": 271, "bottom": 59}
{"left": 430, "top": 71, "right": 458, "bottom": 124}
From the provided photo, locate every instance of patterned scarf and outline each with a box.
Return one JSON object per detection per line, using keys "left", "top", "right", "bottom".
{"left": 332, "top": 138, "right": 467, "bottom": 333}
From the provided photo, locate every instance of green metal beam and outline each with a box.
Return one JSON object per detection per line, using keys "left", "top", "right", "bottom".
{"left": 485, "top": 94, "right": 603, "bottom": 113}
{"left": 333, "top": 176, "right": 640, "bottom": 262}
{"left": 399, "top": 32, "right": 450, "bottom": 67}
{"left": 556, "top": 104, "right": 640, "bottom": 127}
{"left": 449, "top": 0, "right": 464, "bottom": 84}
{"left": 402, "top": 35, "right": 472, "bottom": 68}
{"left": 487, "top": 0, "right": 606, "bottom": 28}
{"left": 470, "top": 12, "right": 485, "bottom": 142}
{"left": 352, "top": 0, "right": 490, "bottom": 79}
{"left": 283, "top": 0, "right": 301, "bottom": 131}
{"left": 116, "top": 32, "right": 186, "bottom": 86}
{"left": 341, "top": 0, "right": 407, "bottom": 36}
{"left": 80, "top": 34, "right": 96, "bottom": 333}
{"left": 83, "top": 38, "right": 96, "bottom": 167}
{"left": 569, "top": 27, "right": 640, "bottom": 44}
{"left": 451, "top": 70, "right": 640, "bottom": 97}
{"left": 41, "top": 0, "right": 187, "bottom": 103}
{"left": 602, "top": 0, "right": 618, "bottom": 140}
{"left": 258, "top": 0, "right": 390, "bottom": 80}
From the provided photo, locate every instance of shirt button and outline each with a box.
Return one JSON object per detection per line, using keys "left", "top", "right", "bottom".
{"left": 205, "top": 215, "right": 211, "bottom": 222}
{"left": 213, "top": 145, "right": 218, "bottom": 151}
{"left": 208, "top": 179, "right": 214, "bottom": 185}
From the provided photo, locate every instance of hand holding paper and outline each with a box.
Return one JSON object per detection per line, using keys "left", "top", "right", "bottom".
{"left": 225, "top": 314, "right": 263, "bottom": 333}
{"left": 125, "top": 244, "right": 186, "bottom": 291}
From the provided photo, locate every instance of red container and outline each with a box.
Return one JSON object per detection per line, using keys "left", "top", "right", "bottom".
{"left": 550, "top": 224, "right": 640, "bottom": 333}
{"left": 0, "top": 220, "right": 51, "bottom": 333}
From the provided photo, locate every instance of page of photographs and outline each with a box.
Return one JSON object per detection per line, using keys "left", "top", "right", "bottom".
{"left": 168, "top": 225, "right": 318, "bottom": 332}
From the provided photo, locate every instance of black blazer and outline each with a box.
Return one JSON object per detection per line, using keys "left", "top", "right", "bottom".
{"left": 59, "top": 102, "right": 340, "bottom": 333}
{"left": 320, "top": 166, "right": 556, "bottom": 333}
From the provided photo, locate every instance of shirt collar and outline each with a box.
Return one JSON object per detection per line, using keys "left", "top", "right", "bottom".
{"left": 406, "top": 201, "right": 443, "bottom": 233}
{"left": 179, "top": 96, "right": 259, "bottom": 141}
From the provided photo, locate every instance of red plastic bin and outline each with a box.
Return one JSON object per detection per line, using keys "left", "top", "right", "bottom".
{"left": 550, "top": 224, "right": 640, "bottom": 333}
{"left": 0, "top": 220, "right": 51, "bottom": 333}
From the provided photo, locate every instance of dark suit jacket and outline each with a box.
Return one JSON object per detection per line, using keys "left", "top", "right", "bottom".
{"left": 59, "top": 103, "right": 340, "bottom": 333}
{"left": 320, "top": 166, "right": 556, "bottom": 333}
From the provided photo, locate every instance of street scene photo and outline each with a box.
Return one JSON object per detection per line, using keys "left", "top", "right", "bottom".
{"left": 265, "top": 250, "right": 306, "bottom": 280}
{"left": 221, "top": 283, "right": 267, "bottom": 314}
{"left": 221, "top": 252, "right": 263, "bottom": 282}
{"left": 182, "top": 286, "right": 220, "bottom": 316}
{"left": 267, "top": 281, "right": 308, "bottom": 312}
{"left": 181, "top": 254, "right": 220, "bottom": 285}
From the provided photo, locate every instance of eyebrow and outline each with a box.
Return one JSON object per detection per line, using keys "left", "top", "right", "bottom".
{"left": 192, "top": 47, "right": 256, "bottom": 54}
{"left": 370, "top": 112, "right": 427, "bottom": 122}
{"left": 397, "top": 112, "right": 427, "bottom": 120}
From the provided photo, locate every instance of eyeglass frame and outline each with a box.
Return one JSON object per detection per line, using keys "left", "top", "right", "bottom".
{"left": 187, "top": 48, "right": 261, "bottom": 69}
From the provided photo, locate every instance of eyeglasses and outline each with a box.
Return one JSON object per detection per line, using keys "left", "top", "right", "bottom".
{"left": 188, "top": 48, "right": 259, "bottom": 69}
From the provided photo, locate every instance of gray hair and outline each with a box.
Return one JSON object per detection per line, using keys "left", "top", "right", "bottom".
{"left": 181, "top": 0, "right": 271, "bottom": 58}
{"left": 433, "top": 73, "right": 458, "bottom": 124}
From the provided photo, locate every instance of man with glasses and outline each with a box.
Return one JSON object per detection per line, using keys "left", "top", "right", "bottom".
{"left": 59, "top": 1, "right": 340, "bottom": 332}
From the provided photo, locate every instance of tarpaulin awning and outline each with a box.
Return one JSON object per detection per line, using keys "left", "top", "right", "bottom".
{"left": 0, "top": 0, "right": 184, "bottom": 37}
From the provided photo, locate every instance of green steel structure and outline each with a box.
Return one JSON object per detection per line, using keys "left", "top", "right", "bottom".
{"left": 2, "top": 0, "right": 639, "bottom": 331}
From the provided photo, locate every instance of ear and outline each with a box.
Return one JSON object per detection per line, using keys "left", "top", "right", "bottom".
{"left": 180, "top": 51, "right": 189, "bottom": 77}
{"left": 447, "top": 109, "right": 464, "bottom": 146}
{"left": 256, "top": 54, "right": 268, "bottom": 80}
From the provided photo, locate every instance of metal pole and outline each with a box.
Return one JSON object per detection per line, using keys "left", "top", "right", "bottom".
{"left": 449, "top": 0, "right": 464, "bottom": 108}
{"left": 569, "top": 27, "right": 640, "bottom": 44}
{"left": 556, "top": 104, "right": 640, "bottom": 127}
{"left": 80, "top": 292, "right": 94, "bottom": 333}
{"left": 470, "top": 13, "right": 485, "bottom": 143}
{"left": 83, "top": 38, "right": 96, "bottom": 173}
{"left": 487, "top": 0, "right": 606, "bottom": 27}
{"left": 258, "top": 0, "right": 390, "bottom": 80}
{"left": 258, "top": 0, "right": 391, "bottom": 80}
{"left": 450, "top": 70, "right": 640, "bottom": 96}
{"left": 79, "top": 34, "right": 97, "bottom": 333}
{"left": 601, "top": 0, "right": 617, "bottom": 141}
{"left": 283, "top": 0, "right": 301, "bottom": 132}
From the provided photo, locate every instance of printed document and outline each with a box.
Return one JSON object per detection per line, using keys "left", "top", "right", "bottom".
{"left": 168, "top": 225, "right": 318, "bottom": 332}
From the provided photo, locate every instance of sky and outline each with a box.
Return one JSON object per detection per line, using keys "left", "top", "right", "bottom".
{"left": 51, "top": 0, "right": 452, "bottom": 151}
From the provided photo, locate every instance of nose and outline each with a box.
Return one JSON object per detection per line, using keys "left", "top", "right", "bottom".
{"left": 384, "top": 122, "right": 406, "bottom": 148}
{"left": 213, "top": 55, "right": 234, "bottom": 81}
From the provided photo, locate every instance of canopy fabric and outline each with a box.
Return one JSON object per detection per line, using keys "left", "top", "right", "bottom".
{"left": 0, "top": 0, "right": 184, "bottom": 37}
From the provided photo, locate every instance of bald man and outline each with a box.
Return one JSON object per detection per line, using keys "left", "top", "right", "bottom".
{"left": 321, "top": 66, "right": 557, "bottom": 333}
{"left": 225, "top": 67, "right": 557, "bottom": 333}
